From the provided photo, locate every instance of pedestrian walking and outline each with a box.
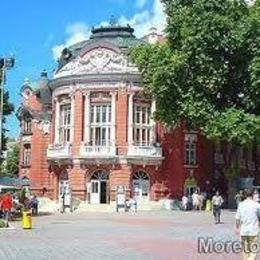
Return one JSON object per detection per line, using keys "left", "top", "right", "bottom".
{"left": 1, "top": 192, "right": 13, "bottom": 227}
{"left": 236, "top": 189, "right": 260, "bottom": 260}
{"left": 253, "top": 189, "right": 259, "bottom": 203}
{"left": 182, "top": 194, "right": 188, "bottom": 211}
{"left": 29, "top": 195, "right": 39, "bottom": 215}
{"left": 129, "top": 197, "right": 137, "bottom": 214}
{"left": 199, "top": 192, "right": 205, "bottom": 211}
{"left": 212, "top": 191, "right": 224, "bottom": 224}
{"left": 192, "top": 190, "right": 200, "bottom": 210}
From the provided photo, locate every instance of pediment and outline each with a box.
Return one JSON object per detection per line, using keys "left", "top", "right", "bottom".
{"left": 54, "top": 46, "right": 138, "bottom": 79}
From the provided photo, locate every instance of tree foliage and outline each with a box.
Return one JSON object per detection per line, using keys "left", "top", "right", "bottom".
{"left": 0, "top": 72, "right": 15, "bottom": 151}
{"left": 1, "top": 142, "right": 19, "bottom": 177}
{"left": 130, "top": 0, "right": 260, "bottom": 146}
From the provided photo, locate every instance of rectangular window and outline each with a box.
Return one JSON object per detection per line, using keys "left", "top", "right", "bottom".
{"left": 22, "top": 116, "right": 32, "bottom": 134}
{"left": 133, "top": 104, "right": 152, "bottom": 146}
{"left": 59, "top": 104, "right": 71, "bottom": 143}
{"left": 22, "top": 144, "right": 31, "bottom": 166}
{"left": 90, "top": 106, "right": 95, "bottom": 123}
{"left": 185, "top": 141, "right": 197, "bottom": 166}
{"left": 96, "top": 105, "right": 101, "bottom": 123}
{"left": 89, "top": 103, "right": 112, "bottom": 146}
{"left": 102, "top": 105, "right": 107, "bottom": 123}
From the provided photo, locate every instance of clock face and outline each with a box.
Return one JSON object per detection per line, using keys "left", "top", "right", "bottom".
{"left": 22, "top": 88, "right": 32, "bottom": 99}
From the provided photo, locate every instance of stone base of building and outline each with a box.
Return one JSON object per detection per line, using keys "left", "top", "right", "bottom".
{"left": 40, "top": 162, "right": 168, "bottom": 206}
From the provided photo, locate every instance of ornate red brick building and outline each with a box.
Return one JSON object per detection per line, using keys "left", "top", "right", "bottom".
{"left": 18, "top": 24, "right": 260, "bottom": 206}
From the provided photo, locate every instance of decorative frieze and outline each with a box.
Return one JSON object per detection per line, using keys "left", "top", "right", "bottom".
{"left": 54, "top": 47, "right": 138, "bottom": 79}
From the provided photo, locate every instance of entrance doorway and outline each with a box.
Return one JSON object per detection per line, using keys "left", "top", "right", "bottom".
{"left": 90, "top": 170, "right": 109, "bottom": 204}
{"left": 132, "top": 171, "right": 150, "bottom": 202}
{"left": 58, "top": 170, "right": 71, "bottom": 204}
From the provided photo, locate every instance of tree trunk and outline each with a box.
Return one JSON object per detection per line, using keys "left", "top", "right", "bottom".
{"left": 224, "top": 143, "right": 239, "bottom": 209}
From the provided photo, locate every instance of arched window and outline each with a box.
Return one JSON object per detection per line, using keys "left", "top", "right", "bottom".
{"left": 133, "top": 171, "right": 149, "bottom": 180}
{"left": 91, "top": 170, "right": 109, "bottom": 180}
{"left": 132, "top": 171, "right": 150, "bottom": 199}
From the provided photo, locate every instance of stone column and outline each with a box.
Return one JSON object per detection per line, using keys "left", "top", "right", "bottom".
{"left": 72, "top": 90, "right": 84, "bottom": 154}
{"left": 110, "top": 92, "right": 117, "bottom": 146}
{"left": 70, "top": 94, "right": 75, "bottom": 143}
{"left": 84, "top": 91, "right": 91, "bottom": 144}
{"left": 128, "top": 92, "right": 134, "bottom": 146}
{"left": 54, "top": 97, "right": 60, "bottom": 144}
{"left": 116, "top": 85, "right": 128, "bottom": 155}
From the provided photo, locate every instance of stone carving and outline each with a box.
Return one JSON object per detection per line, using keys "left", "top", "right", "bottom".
{"left": 33, "top": 119, "right": 51, "bottom": 135}
{"left": 54, "top": 47, "right": 138, "bottom": 78}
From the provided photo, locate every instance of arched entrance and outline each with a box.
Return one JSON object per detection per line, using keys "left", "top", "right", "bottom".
{"left": 184, "top": 175, "right": 198, "bottom": 195}
{"left": 90, "top": 170, "right": 109, "bottom": 204}
{"left": 58, "top": 170, "right": 70, "bottom": 202}
{"left": 132, "top": 171, "right": 150, "bottom": 201}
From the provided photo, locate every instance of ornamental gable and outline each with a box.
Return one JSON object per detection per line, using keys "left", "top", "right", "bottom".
{"left": 54, "top": 46, "right": 138, "bottom": 79}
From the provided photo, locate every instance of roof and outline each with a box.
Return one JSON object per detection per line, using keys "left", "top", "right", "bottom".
{"left": 58, "top": 23, "right": 145, "bottom": 69}
{"left": 21, "top": 71, "right": 52, "bottom": 105}
{"left": 0, "top": 177, "right": 30, "bottom": 187}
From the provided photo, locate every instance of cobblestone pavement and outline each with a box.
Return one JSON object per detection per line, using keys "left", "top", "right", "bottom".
{"left": 0, "top": 210, "right": 255, "bottom": 260}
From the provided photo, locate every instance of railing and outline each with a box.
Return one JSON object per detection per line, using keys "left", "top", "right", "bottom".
{"left": 47, "top": 143, "right": 71, "bottom": 158}
{"left": 214, "top": 153, "right": 224, "bottom": 164}
{"left": 80, "top": 143, "right": 116, "bottom": 157}
{"left": 128, "top": 145, "right": 162, "bottom": 157}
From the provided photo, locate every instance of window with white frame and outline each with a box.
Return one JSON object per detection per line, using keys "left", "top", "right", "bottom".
{"left": 90, "top": 104, "right": 112, "bottom": 146}
{"left": 22, "top": 115, "right": 32, "bottom": 134}
{"left": 59, "top": 104, "right": 71, "bottom": 143}
{"left": 185, "top": 134, "right": 197, "bottom": 166}
{"left": 22, "top": 144, "right": 31, "bottom": 166}
{"left": 133, "top": 104, "right": 152, "bottom": 146}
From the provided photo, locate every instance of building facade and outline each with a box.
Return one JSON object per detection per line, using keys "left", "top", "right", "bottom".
{"left": 18, "top": 23, "right": 260, "bottom": 205}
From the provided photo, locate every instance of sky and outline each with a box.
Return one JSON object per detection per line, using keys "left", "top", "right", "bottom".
{"left": 0, "top": 0, "right": 166, "bottom": 139}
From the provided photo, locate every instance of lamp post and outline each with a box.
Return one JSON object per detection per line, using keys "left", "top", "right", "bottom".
{"left": 0, "top": 57, "right": 15, "bottom": 156}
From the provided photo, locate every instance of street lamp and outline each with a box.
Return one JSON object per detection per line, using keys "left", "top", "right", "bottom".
{"left": 0, "top": 56, "right": 15, "bottom": 156}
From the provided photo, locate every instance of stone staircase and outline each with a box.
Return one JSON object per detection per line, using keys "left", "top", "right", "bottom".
{"left": 76, "top": 202, "right": 115, "bottom": 213}
{"left": 38, "top": 197, "right": 175, "bottom": 213}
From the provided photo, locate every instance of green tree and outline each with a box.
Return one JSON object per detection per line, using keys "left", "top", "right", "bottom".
{"left": 0, "top": 70, "right": 15, "bottom": 153}
{"left": 131, "top": 0, "right": 260, "bottom": 194}
{"left": 1, "top": 142, "right": 20, "bottom": 177}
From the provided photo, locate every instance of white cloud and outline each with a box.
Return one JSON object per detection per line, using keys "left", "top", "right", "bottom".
{"left": 52, "top": 22, "right": 91, "bottom": 60}
{"left": 51, "top": 0, "right": 166, "bottom": 59}
{"left": 119, "top": 0, "right": 166, "bottom": 37}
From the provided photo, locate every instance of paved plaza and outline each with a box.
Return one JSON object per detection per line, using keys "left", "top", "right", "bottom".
{"left": 0, "top": 210, "right": 254, "bottom": 260}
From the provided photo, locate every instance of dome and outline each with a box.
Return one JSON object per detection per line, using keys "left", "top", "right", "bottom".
{"left": 58, "top": 23, "right": 145, "bottom": 69}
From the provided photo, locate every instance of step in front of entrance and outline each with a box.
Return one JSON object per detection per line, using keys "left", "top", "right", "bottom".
{"left": 75, "top": 201, "right": 165, "bottom": 212}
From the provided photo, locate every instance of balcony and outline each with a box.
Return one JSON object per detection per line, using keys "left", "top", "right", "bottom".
{"left": 214, "top": 153, "right": 224, "bottom": 165}
{"left": 80, "top": 143, "right": 116, "bottom": 157}
{"left": 47, "top": 143, "right": 71, "bottom": 159}
{"left": 128, "top": 145, "right": 162, "bottom": 157}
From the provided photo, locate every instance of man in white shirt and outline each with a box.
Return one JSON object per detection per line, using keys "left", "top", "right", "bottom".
{"left": 192, "top": 190, "right": 200, "bottom": 210}
{"left": 236, "top": 189, "right": 260, "bottom": 260}
{"left": 212, "top": 191, "right": 224, "bottom": 224}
